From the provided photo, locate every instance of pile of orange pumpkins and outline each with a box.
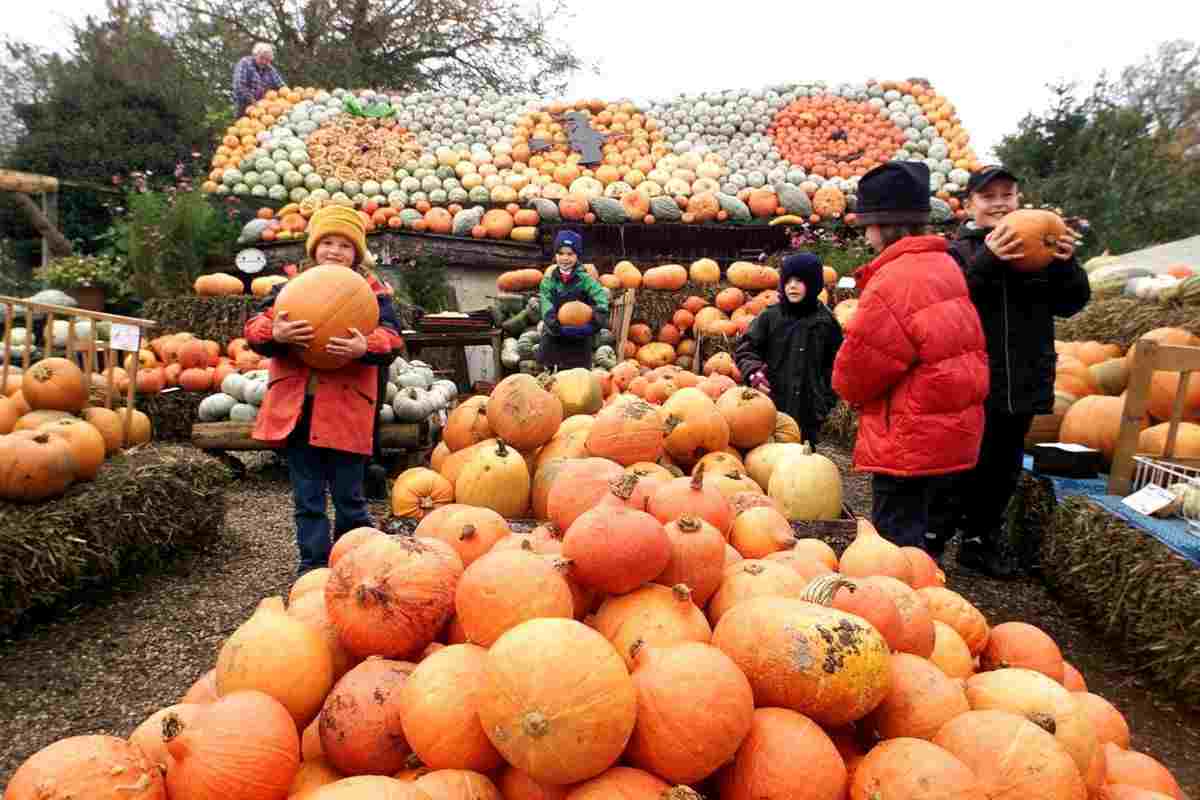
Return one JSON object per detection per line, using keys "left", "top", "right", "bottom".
{"left": 8, "top": 370, "right": 1186, "bottom": 798}
{"left": 1042, "top": 328, "right": 1200, "bottom": 464}
{"left": 115, "top": 332, "right": 270, "bottom": 397}
{"left": 0, "top": 357, "right": 152, "bottom": 501}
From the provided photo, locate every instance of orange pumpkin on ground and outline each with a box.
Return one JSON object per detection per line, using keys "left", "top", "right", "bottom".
{"left": 476, "top": 618, "right": 637, "bottom": 786}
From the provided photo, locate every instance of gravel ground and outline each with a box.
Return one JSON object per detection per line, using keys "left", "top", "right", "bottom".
{"left": 1, "top": 447, "right": 1197, "bottom": 793}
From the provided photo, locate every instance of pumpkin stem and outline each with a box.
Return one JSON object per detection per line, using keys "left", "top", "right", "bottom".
{"left": 1028, "top": 712, "right": 1057, "bottom": 735}
{"left": 664, "top": 413, "right": 683, "bottom": 436}
{"left": 418, "top": 496, "right": 434, "bottom": 510}
{"left": 676, "top": 515, "right": 701, "bottom": 533}
{"left": 743, "top": 388, "right": 759, "bottom": 400}
{"left": 551, "top": 556, "right": 574, "bottom": 572}
{"left": 161, "top": 712, "right": 185, "bottom": 744}
{"left": 800, "top": 574, "right": 853, "bottom": 607}
{"left": 671, "top": 583, "right": 693, "bottom": 602}
{"left": 608, "top": 473, "right": 639, "bottom": 500}
{"left": 520, "top": 539, "right": 534, "bottom": 551}
{"left": 403, "top": 752, "right": 424, "bottom": 769}
{"left": 520, "top": 711, "right": 551, "bottom": 738}
{"left": 496, "top": 439, "right": 509, "bottom": 456}
{"left": 543, "top": 522, "right": 562, "bottom": 539}
{"left": 690, "top": 466, "right": 704, "bottom": 491}
{"left": 460, "top": 524, "right": 477, "bottom": 540}
{"left": 744, "top": 562, "right": 765, "bottom": 576}
{"left": 664, "top": 788, "right": 703, "bottom": 800}
{"left": 629, "top": 637, "right": 646, "bottom": 663}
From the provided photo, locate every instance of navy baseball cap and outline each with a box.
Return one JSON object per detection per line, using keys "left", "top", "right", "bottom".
{"left": 966, "top": 166, "right": 1019, "bottom": 194}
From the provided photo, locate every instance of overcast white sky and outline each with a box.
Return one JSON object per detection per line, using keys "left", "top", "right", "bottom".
{"left": 4, "top": 1, "right": 1196, "bottom": 160}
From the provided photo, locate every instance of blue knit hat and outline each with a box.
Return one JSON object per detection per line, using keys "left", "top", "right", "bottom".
{"left": 553, "top": 229, "right": 583, "bottom": 257}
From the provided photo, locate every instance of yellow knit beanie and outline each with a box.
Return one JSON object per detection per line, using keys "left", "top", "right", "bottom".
{"left": 305, "top": 205, "right": 368, "bottom": 265}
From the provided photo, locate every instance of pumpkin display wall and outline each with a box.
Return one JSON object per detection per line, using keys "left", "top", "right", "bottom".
{"left": 209, "top": 79, "right": 981, "bottom": 246}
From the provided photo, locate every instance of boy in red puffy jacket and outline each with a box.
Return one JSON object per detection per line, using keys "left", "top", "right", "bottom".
{"left": 831, "top": 162, "right": 990, "bottom": 550}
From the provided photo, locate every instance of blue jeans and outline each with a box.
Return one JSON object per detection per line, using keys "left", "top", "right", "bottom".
{"left": 285, "top": 401, "right": 373, "bottom": 574}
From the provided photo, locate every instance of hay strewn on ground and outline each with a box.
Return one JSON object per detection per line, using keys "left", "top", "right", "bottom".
{"left": 1038, "top": 495, "right": 1200, "bottom": 707}
{"left": 819, "top": 401, "right": 859, "bottom": 449}
{"left": 1055, "top": 297, "right": 1200, "bottom": 348}
{"left": 0, "top": 444, "right": 233, "bottom": 635}
{"left": 141, "top": 296, "right": 257, "bottom": 342}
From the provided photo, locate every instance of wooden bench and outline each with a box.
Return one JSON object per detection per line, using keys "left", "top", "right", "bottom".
{"left": 191, "top": 420, "right": 433, "bottom": 476}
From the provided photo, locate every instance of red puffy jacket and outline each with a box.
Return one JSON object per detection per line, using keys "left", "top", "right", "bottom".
{"left": 832, "top": 235, "right": 989, "bottom": 477}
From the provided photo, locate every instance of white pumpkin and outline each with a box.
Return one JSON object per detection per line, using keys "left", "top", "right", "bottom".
{"left": 198, "top": 393, "right": 237, "bottom": 422}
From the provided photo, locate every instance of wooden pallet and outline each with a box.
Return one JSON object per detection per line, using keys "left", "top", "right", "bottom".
{"left": 191, "top": 421, "right": 430, "bottom": 452}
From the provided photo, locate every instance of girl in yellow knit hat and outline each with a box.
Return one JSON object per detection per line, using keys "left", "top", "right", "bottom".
{"left": 244, "top": 205, "right": 404, "bottom": 574}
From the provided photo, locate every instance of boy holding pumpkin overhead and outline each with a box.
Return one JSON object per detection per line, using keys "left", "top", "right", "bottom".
{"left": 244, "top": 205, "right": 403, "bottom": 575}
{"left": 926, "top": 166, "right": 1090, "bottom": 577}
{"left": 832, "top": 161, "right": 990, "bottom": 552}
{"left": 734, "top": 251, "right": 843, "bottom": 445}
{"left": 538, "top": 230, "right": 610, "bottom": 371}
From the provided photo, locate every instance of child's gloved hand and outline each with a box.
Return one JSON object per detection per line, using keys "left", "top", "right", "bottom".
{"left": 749, "top": 370, "right": 771, "bottom": 393}
{"left": 560, "top": 323, "right": 595, "bottom": 338}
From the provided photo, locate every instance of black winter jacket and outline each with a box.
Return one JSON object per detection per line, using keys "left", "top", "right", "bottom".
{"left": 734, "top": 303, "right": 843, "bottom": 442}
{"left": 948, "top": 225, "right": 1090, "bottom": 415}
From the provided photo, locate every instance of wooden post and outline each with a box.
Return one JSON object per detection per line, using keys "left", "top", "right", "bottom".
{"left": 23, "top": 306, "right": 33, "bottom": 369}
{"left": 1, "top": 302, "right": 11, "bottom": 393}
{"left": 123, "top": 330, "right": 141, "bottom": 443}
{"left": 1109, "top": 340, "right": 1158, "bottom": 496}
{"left": 44, "top": 311, "right": 54, "bottom": 357}
{"left": 105, "top": 347, "right": 116, "bottom": 409}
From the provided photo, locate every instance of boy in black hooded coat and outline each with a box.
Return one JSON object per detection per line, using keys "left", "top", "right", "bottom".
{"left": 734, "top": 252, "right": 843, "bottom": 445}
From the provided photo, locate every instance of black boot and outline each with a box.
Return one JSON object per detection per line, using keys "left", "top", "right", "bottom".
{"left": 957, "top": 535, "right": 1019, "bottom": 579}
{"left": 364, "top": 464, "right": 390, "bottom": 501}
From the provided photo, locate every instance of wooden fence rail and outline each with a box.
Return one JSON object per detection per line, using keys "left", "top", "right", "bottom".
{"left": 0, "top": 295, "right": 157, "bottom": 440}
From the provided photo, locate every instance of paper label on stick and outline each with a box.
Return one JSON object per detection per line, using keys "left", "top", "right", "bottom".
{"left": 109, "top": 323, "right": 141, "bottom": 352}
{"left": 837, "top": 276, "right": 857, "bottom": 289}
{"left": 1122, "top": 483, "right": 1177, "bottom": 516}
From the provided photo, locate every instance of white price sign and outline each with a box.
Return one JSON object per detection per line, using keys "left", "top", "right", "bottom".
{"left": 1122, "top": 484, "right": 1177, "bottom": 517}
{"left": 109, "top": 323, "right": 142, "bottom": 352}
{"left": 837, "top": 276, "right": 857, "bottom": 289}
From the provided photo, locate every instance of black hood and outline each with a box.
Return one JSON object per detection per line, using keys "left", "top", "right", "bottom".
{"left": 778, "top": 252, "right": 824, "bottom": 316}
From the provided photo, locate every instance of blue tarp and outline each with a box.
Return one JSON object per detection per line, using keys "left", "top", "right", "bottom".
{"left": 1023, "top": 455, "right": 1200, "bottom": 565}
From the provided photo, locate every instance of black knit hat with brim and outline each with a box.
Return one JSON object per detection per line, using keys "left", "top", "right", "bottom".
{"left": 852, "top": 162, "right": 931, "bottom": 226}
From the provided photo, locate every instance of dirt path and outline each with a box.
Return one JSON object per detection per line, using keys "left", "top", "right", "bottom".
{"left": 1, "top": 451, "right": 1197, "bottom": 793}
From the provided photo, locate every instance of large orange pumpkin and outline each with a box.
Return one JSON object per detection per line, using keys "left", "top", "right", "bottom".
{"left": 716, "top": 386, "right": 777, "bottom": 449}
{"left": 712, "top": 595, "right": 891, "bottom": 726}
{"left": 864, "top": 652, "right": 970, "bottom": 741}
{"left": 21, "top": 357, "right": 87, "bottom": 412}
{"left": 5, "top": 735, "right": 167, "bottom": 800}
{"left": 391, "top": 467, "right": 455, "bottom": 519}
{"left": 654, "top": 515, "right": 727, "bottom": 606}
{"left": 561, "top": 476, "right": 671, "bottom": 594}
{"left": 980, "top": 622, "right": 1065, "bottom": 683}
{"left": 455, "top": 549, "right": 574, "bottom": 646}
{"left": 319, "top": 657, "right": 416, "bottom": 775}
{"left": 585, "top": 396, "right": 666, "bottom": 465}
{"left": 660, "top": 388, "right": 730, "bottom": 468}
{"left": 556, "top": 301, "right": 593, "bottom": 327}
{"left": 481, "top": 209, "right": 515, "bottom": 239}
{"left": 1059, "top": 394, "right": 1141, "bottom": 464}
{"left": 545, "top": 457, "right": 626, "bottom": 531}
{"left": 325, "top": 535, "right": 463, "bottom": 659}
{"left": 642, "top": 264, "right": 688, "bottom": 291}
{"left": 399, "top": 644, "right": 504, "bottom": 772}
{"left": 414, "top": 504, "right": 511, "bottom": 567}
{"left": 625, "top": 641, "right": 755, "bottom": 785}
{"left": 275, "top": 265, "right": 380, "bottom": 370}
{"left": 1102, "top": 745, "right": 1185, "bottom": 799}
{"left": 719, "top": 708, "right": 847, "bottom": 800}
{"left": 1137, "top": 422, "right": 1200, "bottom": 457}
{"left": 850, "top": 738, "right": 979, "bottom": 800}
{"left": 918, "top": 586, "right": 991, "bottom": 656}
{"left": 863, "top": 575, "right": 936, "bottom": 658}
{"left": 487, "top": 374, "right": 562, "bottom": 451}
{"left": 80, "top": 404, "right": 125, "bottom": 451}
{"left": 497, "top": 269, "right": 546, "bottom": 293}
{"left": 1001, "top": 209, "right": 1072, "bottom": 272}
{"left": 591, "top": 583, "right": 712, "bottom": 670}
{"left": 0, "top": 429, "right": 79, "bottom": 500}
{"left": 443, "top": 396, "right": 492, "bottom": 452}
{"left": 39, "top": 418, "right": 107, "bottom": 480}
{"left": 477, "top": 618, "right": 637, "bottom": 786}
{"left": 933, "top": 710, "right": 1088, "bottom": 800}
